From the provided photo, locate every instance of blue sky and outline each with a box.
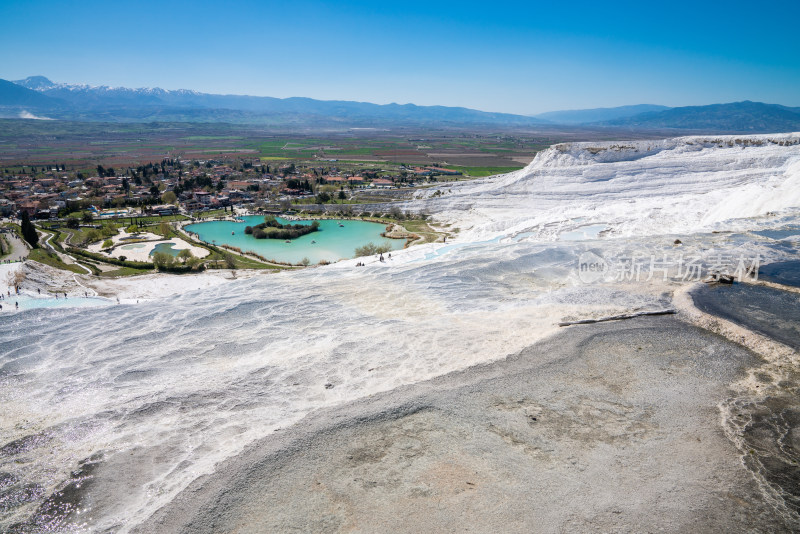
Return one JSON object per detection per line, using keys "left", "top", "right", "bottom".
{"left": 2, "top": 0, "right": 798, "bottom": 114}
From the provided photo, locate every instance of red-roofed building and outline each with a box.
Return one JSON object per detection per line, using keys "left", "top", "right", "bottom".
{"left": 371, "top": 179, "right": 394, "bottom": 189}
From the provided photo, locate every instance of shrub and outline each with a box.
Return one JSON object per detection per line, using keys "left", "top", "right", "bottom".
{"left": 152, "top": 251, "right": 174, "bottom": 269}
{"left": 223, "top": 252, "right": 237, "bottom": 269}
{"left": 102, "top": 223, "right": 118, "bottom": 238}
{"left": 84, "top": 229, "right": 102, "bottom": 244}
{"left": 355, "top": 242, "right": 393, "bottom": 257}
{"left": 177, "top": 249, "right": 194, "bottom": 263}
{"left": 67, "top": 247, "right": 154, "bottom": 269}
{"left": 102, "top": 239, "right": 113, "bottom": 249}
{"left": 354, "top": 242, "right": 379, "bottom": 257}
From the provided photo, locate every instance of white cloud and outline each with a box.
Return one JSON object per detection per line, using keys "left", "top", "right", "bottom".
{"left": 18, "top": 110, "right": 53, "bottom": 120}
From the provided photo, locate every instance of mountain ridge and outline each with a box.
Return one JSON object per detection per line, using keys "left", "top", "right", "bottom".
{"left": 4, "top": 76, "right": 800, "bottom": 132}
{"left": 6, "top": 76, "right": 551, "bottom": 127}
{"left": 533, "top": 104, "right": 671, "bottom": 124}
{"left": 600, "top": 101, "right": 800, "bottom": 131}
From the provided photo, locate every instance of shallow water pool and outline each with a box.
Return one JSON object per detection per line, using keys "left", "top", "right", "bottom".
{"left": 185, "top": 216, "right": 403, "bottom": 264}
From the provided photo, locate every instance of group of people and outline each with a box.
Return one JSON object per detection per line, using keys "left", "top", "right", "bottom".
{"left": 355, "top": 252, "right": 393, "bottom": 267}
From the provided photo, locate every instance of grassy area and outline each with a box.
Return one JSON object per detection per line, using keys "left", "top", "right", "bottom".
{"left": 127, "top": 214, "right": 188, "bottom": 224}
{"left": 190, "top": 209, "right": 230, "bottom": 219}
{"left": 183, "top": 135, "right": 244, "bottom": 141}
{"left": 98, "top": 266, "right": 152, "bottom": 277}
{"left": 53, "top": 227, "right": 81, "bottom": 246}
{"left": 400, "top": 219, "right": 443, "bottom": 244}
{"left": 292, "top": 198, "right": 365, "bottom": 205}
{"left": 27, "top": 248, "right": 87, "bottom": 274}
{"left": 450, "top": 165, "right": 524, "bottom": 177}
{"left": 138, "top": 223, "right": 178, "bottom": 239}
{"left": 61, "top": 212, "right": 188, "bottom": 225}
{"left": 231, "top": 254, "right": 287, "bottom": 270}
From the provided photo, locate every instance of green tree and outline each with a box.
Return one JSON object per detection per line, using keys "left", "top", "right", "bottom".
{"left": 223, "top": 252, "right": 237, "bottom": 269}
{"left": 152, "top": 251, "right": 173, "bottom": 269}
{"left": 84, "top": 228, "right": 102, "bottom": 244}
{"left": 161, "top": 190, "right": 177, "bottom": 204}
{"left": 20, "top": 211, "right": 39, "bottom": 248}
{"left": 177, "top": 248, "right": 193, "bottom": 263}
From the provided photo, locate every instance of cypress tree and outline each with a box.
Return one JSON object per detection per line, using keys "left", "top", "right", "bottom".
{"left": 20, "top": 211, "right": 39, "bottom": 248}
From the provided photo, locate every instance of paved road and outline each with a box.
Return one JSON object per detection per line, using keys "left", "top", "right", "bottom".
{"left": 1, "top": 229, "right": 30, "bottom": 263}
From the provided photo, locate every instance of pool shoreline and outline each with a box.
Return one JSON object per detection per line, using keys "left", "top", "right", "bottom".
{"left": 184, "top": 216, "right": 404, "bottom": 265}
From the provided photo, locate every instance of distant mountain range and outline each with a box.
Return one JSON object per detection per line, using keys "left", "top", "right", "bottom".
{"left": 600, "top": 101, "right": 800, "bottom": 132}
{"left": 0, "top": 76, "right": 549, "bottom": 128}
{"left": 2, "top": 76, "right": 800, "bottom": 132}
{"left": 533, "top": 104, "right": 671, "bottom": 124}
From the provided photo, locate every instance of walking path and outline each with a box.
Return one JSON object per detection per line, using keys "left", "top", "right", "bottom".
{"left": 41, "top": 231, "right": 94, "bottom": 274}
{"left": 1, "top": 229, "right": 30, "bottom": 263}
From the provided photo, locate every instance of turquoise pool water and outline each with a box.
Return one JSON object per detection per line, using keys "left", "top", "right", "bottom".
{"left": 185, "top": 216, "right": 403, "bottom": 264}
{"left": 0, "top": 294, "right": 112, "bottom": 312}
{"left": 150, "top": 242, "right": 181, "bottom": 257}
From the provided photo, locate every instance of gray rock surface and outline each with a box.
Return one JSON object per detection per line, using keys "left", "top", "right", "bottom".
{"left": 139, "top": 316, "right": 795, "bottom": 533}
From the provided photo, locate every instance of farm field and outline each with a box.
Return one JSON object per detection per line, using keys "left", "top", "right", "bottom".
{"left": 0, "top": 119, "right": 662, "bottom": 177}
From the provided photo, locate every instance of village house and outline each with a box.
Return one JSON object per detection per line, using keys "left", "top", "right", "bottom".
{"left": 371, "top": 178, "right": 394, "bottom": 189}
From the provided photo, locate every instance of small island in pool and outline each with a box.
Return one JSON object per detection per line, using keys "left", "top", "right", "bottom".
{"left": 245, "top": 216, "right": 320, "bottom": 240}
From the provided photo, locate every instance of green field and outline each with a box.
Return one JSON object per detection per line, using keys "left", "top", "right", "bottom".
{"left": 27, "top": 248, "right": 87, "bottom": 274}
{"left": 451, "top": 166, "right": 526, "bottom": 177}
{"left": 0, "top": 118, "right": 596, "bottom": 174}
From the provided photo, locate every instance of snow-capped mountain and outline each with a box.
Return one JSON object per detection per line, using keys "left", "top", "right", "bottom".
{"left": 13, "top": 76, "right": 204, "bottom": 106}
{"left": 4, "top": 76, "right": 800, "bottom": 131}
{"left": 3, "top": 75, "right": 552, "bottom": 127}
